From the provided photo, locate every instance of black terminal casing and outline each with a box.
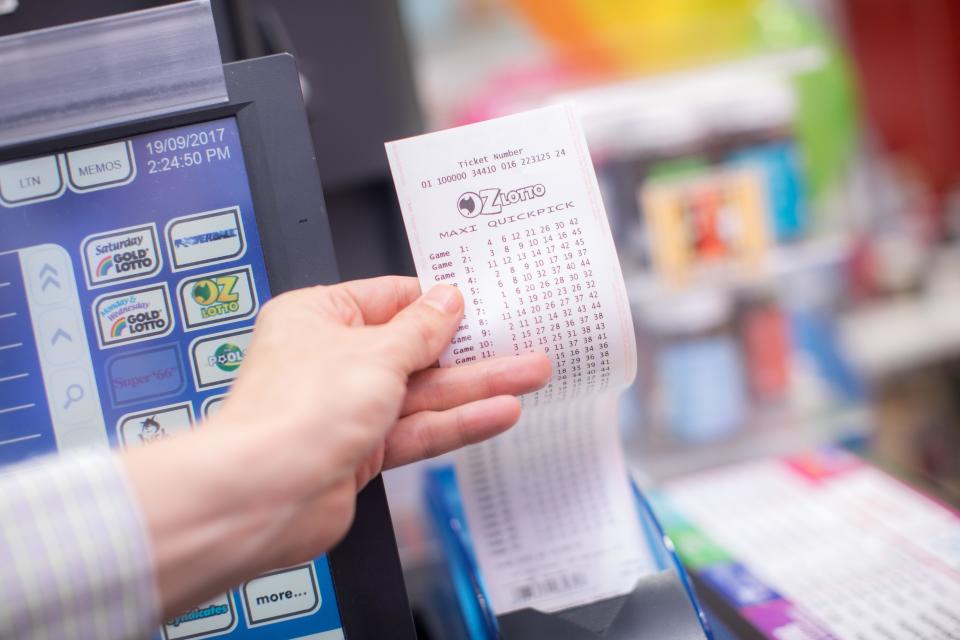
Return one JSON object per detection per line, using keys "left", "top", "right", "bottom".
{"left": 0, "top": 53, "right": 417, "bottom": 640}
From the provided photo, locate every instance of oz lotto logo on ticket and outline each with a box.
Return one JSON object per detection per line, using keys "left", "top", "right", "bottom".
{"left": 456, "top": 183, "right": 547, "bottom": 218}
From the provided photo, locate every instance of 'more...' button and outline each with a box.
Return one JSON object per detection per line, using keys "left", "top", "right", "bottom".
{"left": 241, "top": 564, "right": 322, "bottom": 627}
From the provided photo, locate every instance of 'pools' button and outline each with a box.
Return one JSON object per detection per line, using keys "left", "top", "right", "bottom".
{"left": 0, "top": 155, "right": 64, "bottom": 207}
{"left": 82, "top": 223, "right": 162, "bottom": 289}
{"left": 162, "top": 592, "right": 237, "bottom": 640}
{"left": 106, "top": 344, "right": 186, "bottom": 407}
{"left": 166, "top": 207, "right": 246, "bottom": 272}
{"left": 189, "top": 328, "right": 253, "bottom": 391}
{"left": 241, "top": 564, "right": 321, "bottom": 627}
{"left": 93, "top": 283, "right": 174, "bottom": 349}
{"left": 177, "top": 266, "right": 258, "bottom": 331}
{"left": 65, "top": 141, "right": 135, "bottom": 192}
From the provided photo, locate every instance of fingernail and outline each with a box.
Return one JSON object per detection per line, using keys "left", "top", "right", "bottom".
{"left": 423, "top": 285, "right": 462, "bottom": 314}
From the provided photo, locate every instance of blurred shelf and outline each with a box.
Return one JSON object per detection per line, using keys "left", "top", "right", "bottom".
{"left": 623, "top": 406, "right": 870, "bottom": 485}
{"left": 838, "top": 242, "right": 960, "bottom": 380}
{"left": 840, "top": 295, "right": 960, "bottom": 379}
{"left": 623, "top": 232, "right": 851, "bottom": 307}
{"left": 554, "top": 45, "right": 829, "bottom": 131}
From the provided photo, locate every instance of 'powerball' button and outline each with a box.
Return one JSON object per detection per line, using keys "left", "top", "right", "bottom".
{"left": 189, "top": 328, "right": 252, "bottom": 391}
{"left": 241, "top": 564, "right": 322, "bottom": 627}
{"left": 106, "top": 344, "right": 186, "bottom": 407}
{"left": 166, "top": 207, "right": 246, "bottom": 272}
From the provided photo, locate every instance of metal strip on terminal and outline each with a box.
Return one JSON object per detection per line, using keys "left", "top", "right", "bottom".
{"left": 0, "top": 0, "right": 227, "bottom": 149}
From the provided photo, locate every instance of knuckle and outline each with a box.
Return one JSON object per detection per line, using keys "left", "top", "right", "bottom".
{"left": 255, "top": 295, "right": 286, "bottom": 324}
{"left": 414, "top": 416, "right": 439, "bottom": 461}
{"left": 480, "top": 362, "right": 499, "bottom": 399}
{"left": 399, "top": 313, "right": 442, "bottom": 370}
{"left": 410, "top": 312, "right": 437, "bottom": 349}
{"left": 324, "top": 286, "right": 362, "bottom": 325}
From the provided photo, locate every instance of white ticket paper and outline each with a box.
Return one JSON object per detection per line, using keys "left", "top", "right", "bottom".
{"left": 387, "top": 105, "right": 654, "bottom": 613}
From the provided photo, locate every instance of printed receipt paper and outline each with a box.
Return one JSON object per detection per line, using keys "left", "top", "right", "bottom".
{"left": 386, "top": 105, "right": 654, "bottom": 614}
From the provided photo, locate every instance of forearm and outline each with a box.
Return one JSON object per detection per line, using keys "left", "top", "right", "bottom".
{"left": 122, "top": 425, "right": 282, "bottom": 618}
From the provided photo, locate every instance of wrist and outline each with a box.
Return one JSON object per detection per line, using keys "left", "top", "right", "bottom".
{"left": 122, "top": 421, "right": 274, "bottom": 617}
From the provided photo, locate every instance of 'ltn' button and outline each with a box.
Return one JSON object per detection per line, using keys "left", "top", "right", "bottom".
{"left": 0, "top": 155, "right": 64, "bottom": 207}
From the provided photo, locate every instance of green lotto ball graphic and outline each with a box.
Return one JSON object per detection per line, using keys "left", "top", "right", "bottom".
{"left": 212, "top": 342, "right": 244, "bottom": 372}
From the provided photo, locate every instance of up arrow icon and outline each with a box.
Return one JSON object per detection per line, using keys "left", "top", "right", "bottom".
{"left": 39, "top": 263, "right": 61, "bottom": 291}
{"left": 51, "top": 328, "right": 72, "bottom": 345}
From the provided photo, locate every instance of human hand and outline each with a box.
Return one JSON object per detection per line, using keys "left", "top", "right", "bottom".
{"left": 124, "top": 276, "right": 551, "bottom": 616}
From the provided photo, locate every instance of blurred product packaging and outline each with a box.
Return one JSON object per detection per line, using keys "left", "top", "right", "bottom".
{"left": 588, "top": 72, "right": 806, "bottom": 285}
{"left": 736, "top": 283, "right": 791, "bottom": 405}
{"left": 636, "top": 289, "right": 747, "bottom": 444}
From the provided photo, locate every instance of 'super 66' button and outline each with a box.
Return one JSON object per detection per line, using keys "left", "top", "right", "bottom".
{"left": 81, "top": 223, "right": 162, "bottom": 289}
{"left": 189, "top": 327, "right": 253, "bottom": 391}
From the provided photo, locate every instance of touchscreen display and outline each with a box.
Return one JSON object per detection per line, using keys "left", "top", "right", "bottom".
{"left": 0, "top": 117, "right": 344, "bottom": 640}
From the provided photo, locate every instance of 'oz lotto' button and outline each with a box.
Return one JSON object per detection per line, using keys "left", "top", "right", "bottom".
{"left": 166, "top": 207, "right": 246, "bottom": 272}
{"left": 65, "top": 141, "right": 135, "bottom": 192}
{"left": 241, "top": 564, "right": 321, "bottom": 627}
{"left": 162, "top": 592, "right": 237, "bottom": 640}
{"left": 0, "top": 155, "right": 64, "bottom": 207}
{"left": 189, "top": 328, "right": 253, "bottom": 391}
{"left": 178, "top": 266, "right": 259, "bottom": 331}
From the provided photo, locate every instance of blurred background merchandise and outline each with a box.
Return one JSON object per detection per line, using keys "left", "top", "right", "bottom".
{"left": 387, "top": 0, "right": 960, "bottom": 569}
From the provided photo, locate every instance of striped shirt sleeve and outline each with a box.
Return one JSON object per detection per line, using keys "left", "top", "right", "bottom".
{"left": 0, "top": 449, "right": 158, "bottom": 640}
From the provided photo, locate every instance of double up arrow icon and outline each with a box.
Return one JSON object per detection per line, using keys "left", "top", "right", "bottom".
{"left": 39, "top": 263, "right": 60, "bottom": 291}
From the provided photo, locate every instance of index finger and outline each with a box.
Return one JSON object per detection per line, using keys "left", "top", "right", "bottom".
{"left": 331, "top": 276, "right": 422, "bottom": 325}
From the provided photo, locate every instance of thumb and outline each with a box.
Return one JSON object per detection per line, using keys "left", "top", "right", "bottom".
{"left": 381, "top": 284, "right": 464, "bottom": 374}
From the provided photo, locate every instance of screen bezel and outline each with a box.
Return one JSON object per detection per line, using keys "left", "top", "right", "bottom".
{"left": 0, "top": 53, "right": 415, "bottom": 639}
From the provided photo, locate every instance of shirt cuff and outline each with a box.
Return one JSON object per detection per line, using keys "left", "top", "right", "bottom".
{"left": 0, "top": 448, "right": 159, "bottom": 640}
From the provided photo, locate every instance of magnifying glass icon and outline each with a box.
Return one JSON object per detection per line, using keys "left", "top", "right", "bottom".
{"left": 63, "top": 384, "right": 84, "bottom": 410}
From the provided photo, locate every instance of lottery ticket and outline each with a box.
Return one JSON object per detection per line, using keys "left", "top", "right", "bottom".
{"left": 386, "top": 105, "right": 654, "bottom": 613}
